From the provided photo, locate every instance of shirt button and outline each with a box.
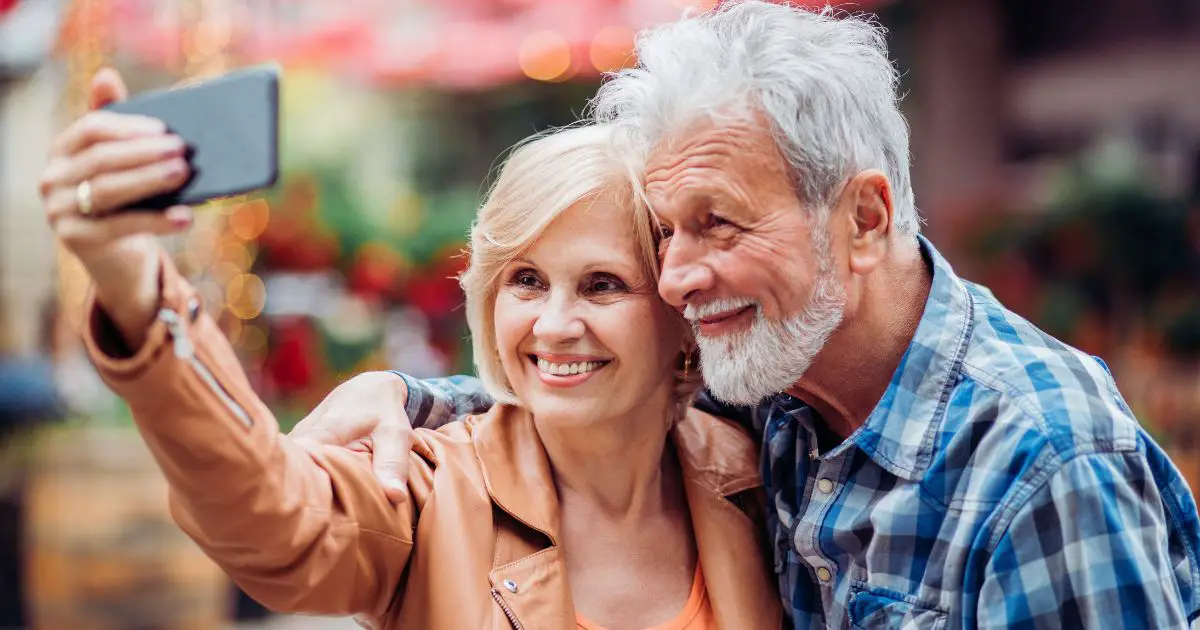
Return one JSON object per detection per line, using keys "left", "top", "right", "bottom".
{"left": 816, "top": 478, "right": 834, "bottom": 494}
{"left": 816, "top": 566, "right": 833, "bottom": 583}
{"left": 502, "top": 579, "right": 519, "bottom": 593}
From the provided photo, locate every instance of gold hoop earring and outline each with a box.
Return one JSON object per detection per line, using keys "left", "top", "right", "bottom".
{"left": 683, "top": 350, "right": 692, "bottom": 380}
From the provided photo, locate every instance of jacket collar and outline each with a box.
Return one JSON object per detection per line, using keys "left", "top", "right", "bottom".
{"left": 468, "top": 405, "right": 561, "bottom": 542}
{"left": 671, "top": 407, "right": 763, "bottom": 498}
{"left": 673, "top": 409, "right": 782, "bottom": 628}
{"left": 469, "top": 405, "right": 764, "bottom": 541}
{"left": 471, "top": 404, "right": 780, "bottom": 627}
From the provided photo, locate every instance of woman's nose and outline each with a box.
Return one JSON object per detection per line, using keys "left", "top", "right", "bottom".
{"left": 532, "top": 293, "right": 586, "bottom": 343}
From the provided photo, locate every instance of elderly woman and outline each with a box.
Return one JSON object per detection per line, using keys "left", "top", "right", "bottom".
{"left": 38, "top": 70, "right": 780, "bottom": 629}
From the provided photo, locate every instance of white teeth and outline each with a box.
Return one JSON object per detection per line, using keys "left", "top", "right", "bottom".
{"left": 536, "top": 358, "right": 604, "bottom": 376}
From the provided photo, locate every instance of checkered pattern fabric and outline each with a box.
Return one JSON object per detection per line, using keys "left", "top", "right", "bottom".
{"left": 394, "top": 237, "right": 1200, "bottom": 629}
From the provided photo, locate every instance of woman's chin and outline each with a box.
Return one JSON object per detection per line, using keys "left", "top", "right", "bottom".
{"left": 522, "top": 396, "right": 606, "bottom": 427}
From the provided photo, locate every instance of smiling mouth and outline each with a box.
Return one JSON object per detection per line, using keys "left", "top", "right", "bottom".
{"left": 528, "top": 355, "right": 611, "bottom": 376}
{"left": 698, "top": 305, "right": 755, "bottom": 326}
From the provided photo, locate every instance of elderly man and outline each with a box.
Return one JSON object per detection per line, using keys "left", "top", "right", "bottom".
{"left": 293, "top": 2, "right": 1200, "bottom": 627}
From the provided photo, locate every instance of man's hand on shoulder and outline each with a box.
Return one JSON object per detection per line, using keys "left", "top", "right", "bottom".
{"left": 289, "top": 371, "right": 413, "bottom": 503}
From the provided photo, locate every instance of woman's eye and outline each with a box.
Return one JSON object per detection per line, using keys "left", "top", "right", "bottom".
{"left": 586, "top": 274, "right": 626, "bottom": 294}
{"left": 509, "top": 269, "right": 543, "bottom": 289}
{"left": 659, "top": 225, "right": 675, "bottom": 239}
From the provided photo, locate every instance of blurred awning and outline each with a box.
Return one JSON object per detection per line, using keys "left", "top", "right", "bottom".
{"left": 62, "top": 0, "right": 889, "bottom": 90}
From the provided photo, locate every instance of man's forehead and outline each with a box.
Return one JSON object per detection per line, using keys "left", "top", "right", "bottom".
{"left": 643, "top": 132, "right": 734, "bottom": 197}
{"left": 647, "top": 118, "right": 729, "bottom": 161}
{"left": 645, "top": 114, "right": 778, "bottom": 174}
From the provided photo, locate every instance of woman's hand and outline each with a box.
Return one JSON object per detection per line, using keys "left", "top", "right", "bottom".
{"left": 39, "top": 68, "right": 195, "bottom": 350}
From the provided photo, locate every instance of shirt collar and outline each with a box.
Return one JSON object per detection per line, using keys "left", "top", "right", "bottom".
{"left": 818, "top": 235, "right": 975, "bottom": 481}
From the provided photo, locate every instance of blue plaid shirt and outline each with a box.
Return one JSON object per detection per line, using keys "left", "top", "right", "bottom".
{"left": 394, "top": 237, "right": 1200, "bottom": 629}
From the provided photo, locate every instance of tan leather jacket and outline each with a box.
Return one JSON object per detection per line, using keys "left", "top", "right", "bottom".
{"left": 82, "top": 253, "right": 782, "bottom": 629}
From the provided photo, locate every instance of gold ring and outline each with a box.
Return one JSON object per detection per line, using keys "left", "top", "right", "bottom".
{"left": 76, "top": 180, "right": 94, "bottom": 216}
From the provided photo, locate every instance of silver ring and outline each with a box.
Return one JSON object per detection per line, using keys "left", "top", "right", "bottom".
{"left": 76, "top": 180, "right": 94, "bottom": 216}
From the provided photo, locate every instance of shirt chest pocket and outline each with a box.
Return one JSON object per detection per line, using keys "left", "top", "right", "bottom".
{"left": 848, "top": 581, "right": 948, "bottom": 630}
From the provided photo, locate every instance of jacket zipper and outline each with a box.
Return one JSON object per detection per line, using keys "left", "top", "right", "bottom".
{"left": 490, "top": 588, "right": 524, "bottom": 630}
{"left": 158, "top": 307, "right": 253, "bottom": 429}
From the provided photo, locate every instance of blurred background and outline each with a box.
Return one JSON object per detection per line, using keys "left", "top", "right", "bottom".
{"left": 0, "top": 0, "right": 1198, "bottom": 627}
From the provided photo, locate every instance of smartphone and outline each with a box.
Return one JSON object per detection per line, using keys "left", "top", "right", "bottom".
{"left": 104, "top": 65, "right": 280, "bottom": 211}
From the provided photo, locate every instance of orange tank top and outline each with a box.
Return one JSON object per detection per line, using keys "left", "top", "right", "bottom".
{"left": 575, "top": 567, "right": 716, "bottom": 630}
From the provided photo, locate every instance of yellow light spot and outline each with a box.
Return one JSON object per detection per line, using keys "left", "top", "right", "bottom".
{"left": 184, "top": 224, "right": 219, "bottom": 269}
{"left": 210, "top": 261, "right": 242, "bottom": 284}
{"left": 224, "top": 316, "right": 243, "bottom": 344}
{"left": 589, "top": 27, "right": 635, "bottom": 73}
{"left": 519, "top": 31, "right": 572, "bottom": 82}
{"left": 192, "top": 18, "right": 232, "bottom": 57}
{"left": 229, "top": 198, "right": 271, "bottom": 241}
{"left": 226, "top": 274, "right": 266, "bottom": 320}
{"left": 238, "top": 324, "right": 269, "bottom": 356}
{"left": 216, "top": 240, "right": 254, "bottom": 271}
{"left": 195, "top": 280, "right": 224, "bottom": 314}
{"left": 672, "top": 0, "right": 718, "bottom": 9}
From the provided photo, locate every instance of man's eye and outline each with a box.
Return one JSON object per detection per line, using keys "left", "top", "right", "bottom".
{"left": 708, "top": 214, "right": 733, "bottom": 229}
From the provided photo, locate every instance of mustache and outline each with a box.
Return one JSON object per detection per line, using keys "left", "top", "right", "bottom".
{"left": 682, "top": 297, "right": 758, "bottom": 322}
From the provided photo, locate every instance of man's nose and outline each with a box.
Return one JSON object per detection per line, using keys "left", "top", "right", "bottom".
{"left": 532, "top": 292, "right": 586, "bottom": 343}
{"left": 657, "top": 236, "right": 715, "bottom": 308}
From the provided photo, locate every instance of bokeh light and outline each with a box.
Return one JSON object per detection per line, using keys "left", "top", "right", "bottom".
{"left": 226, "top": 273, "right": 267, "bottom": 320}
{"left": 671, "top": 0, "right": 719, "bottom": 9}
{"left": 589, "top": 26, "right": 635, "bottom": 73}
{"left": 238, "top": 324, "right": 269, "bottom": 356}
{"left": 228, "top": 198, "right": 271, "bottom": 241}
{"left": 182, "top": 223, "right": 220, "bottom": 270}
{"left": 195, "top": 280, "right": 225, "bottom": 315}
{"left": 215, "top": 240, "right": 254, "bottom": 271}
{"left": 223, "top": 316, "right": 244, "bottom": 344}
{"left": 192, "top": 17, "right": 232, "bottom": 58}
{"left": 210, "top": 261, "right": 242, "bottom": 284}
{"left": 519, "top": 31, "right": 572, "bottom": 82}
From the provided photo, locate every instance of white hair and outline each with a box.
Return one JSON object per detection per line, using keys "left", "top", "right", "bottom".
{"left": 591, "top": 0, "right": 919, "bottom": 234}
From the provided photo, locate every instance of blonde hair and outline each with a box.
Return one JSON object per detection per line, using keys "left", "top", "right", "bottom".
{"left": 459, "top": 124, "right": 700, "bottom": 410}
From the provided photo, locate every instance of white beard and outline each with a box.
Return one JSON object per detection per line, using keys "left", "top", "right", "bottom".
{"left": 689, "top": 263, "right": 846, "bottom": 406}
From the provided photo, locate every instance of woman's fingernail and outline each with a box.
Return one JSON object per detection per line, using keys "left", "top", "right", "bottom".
{"left": 166, "top": 159, "right": 188, "bottom": 179}
{"left": 162, "top": 136, "right": 187, "bottom": 157}
{"left": 165, "top": 206, "right": 192, "bottom": 225}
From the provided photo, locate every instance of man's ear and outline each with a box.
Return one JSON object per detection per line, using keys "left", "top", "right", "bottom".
{"left": 839, "top": 170, "right": 893, "bottom": 275}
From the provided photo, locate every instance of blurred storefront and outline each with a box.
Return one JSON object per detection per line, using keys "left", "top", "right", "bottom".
{"left": 909, "top": 0, "right": 1200, "bottom": 465}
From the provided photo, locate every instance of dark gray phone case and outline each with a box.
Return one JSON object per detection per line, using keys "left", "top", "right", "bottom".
{"left": 104, "top": 65, "right": 280, "bottom": 211}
